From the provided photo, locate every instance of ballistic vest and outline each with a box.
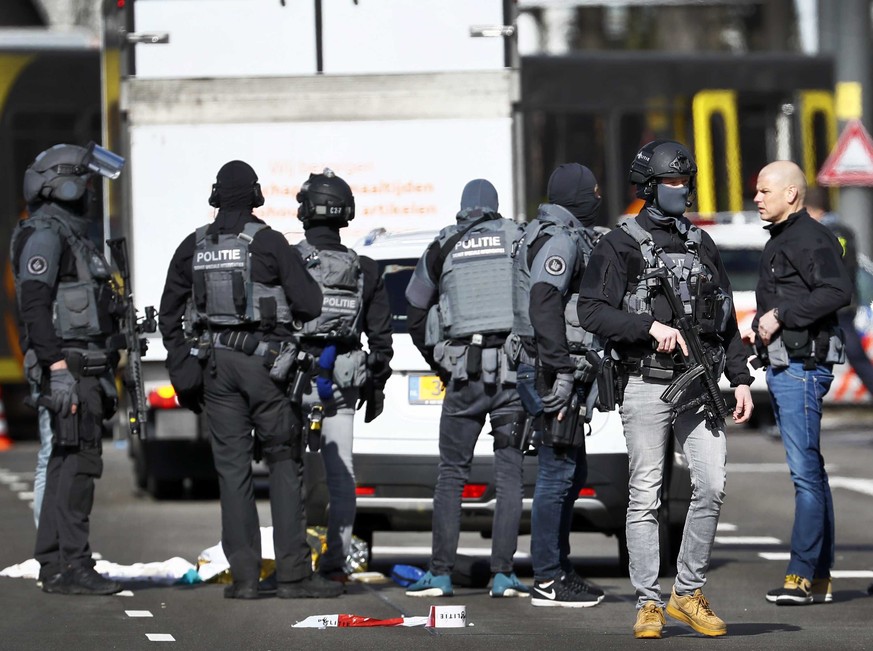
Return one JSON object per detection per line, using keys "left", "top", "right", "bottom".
{"left": 191, "top": 222, "right": 291, "bottom": 328}
{"left": 12, "top": 211, "right": 117, "bottom": 344}
{"left": 620, "top": 216, "right": 731, "bottom": 335}
{"left": 437, "top": 216, "right": 520, "bottom": 339}
{"left": 295, "top": 240, "right": 364, "bottom": 343}
{"left": 513, "top": 214, "right": 602, "bottom": 353}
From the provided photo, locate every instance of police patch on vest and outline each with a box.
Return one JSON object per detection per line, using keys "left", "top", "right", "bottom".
{"left": 545, "top": 255, "right": 566, "bottom": 276}
{"left": 452, "top": 233, "right": 508, "bottom": 263}
{"left": 323, "top": 292, "right": 359, "bottom": 316}
{"left": 193, "top": 246, "right": 246, "bottom": 271}
{"left": 26, "top": 255, "right": 48, "bottom": 275}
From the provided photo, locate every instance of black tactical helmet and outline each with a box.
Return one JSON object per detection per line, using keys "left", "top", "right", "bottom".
{"left": 296, "top": 168, "right": 355, "bottom": 227}
{"left": 629, "top": 140, "right": 697, "bottom": 200}
{"left": 23, "top": 142, "right": 125, "bottom": 205}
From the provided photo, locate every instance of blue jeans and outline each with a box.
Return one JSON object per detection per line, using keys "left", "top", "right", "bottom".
{"left": 430, "top": 378, "right": 524, "bottom": 576}
{"left": 620, "top": 375, "right": 727, "bottom": 607}
{"left": 767, "top": 361, "right": 835, "bottom": 580}
{"left": 530, "top": 440, "right": 587, "bottom": 581}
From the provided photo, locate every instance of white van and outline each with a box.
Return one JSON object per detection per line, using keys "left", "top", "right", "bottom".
{"left": 303, "top": 228, "right": 692, "bottom": 572}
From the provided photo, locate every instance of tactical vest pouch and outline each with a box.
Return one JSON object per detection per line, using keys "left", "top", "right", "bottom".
{"left": 694, "top": 281, "right": 733, "bottom": 335}
{"left": 54, "top": 281, "right": 105, "bottom": 338}
{"left": 822, "top": 327, "right": 847, "bottom": 364}
{"left": 563, "top": 293, "right": 598, "bottom": 354}
{"left": 269, "top": 341, "right": 299, "bottom": 383}
{"left": 65, "top": 349, "right": 110, "bottom": 377}
{"left": 497, "top": 348, "right": 517, "bottom": 386}
{"left": 332, "top": 349, "right": 368, "bottom": 389}
{"left": 783, "top": 328, "right": 812, "bottom": 359}
{"left": 424, "top": 305, "right": 445, "bottom": 347}
{"left": 766, "top": 337, "right": 791, "bottom": 369}
{"left": 640, "top": 353, "right": 676, "bottom": 380}
{"left": 434, "top": 341, "right": 468, "bottom": 382}
{"left": 55, "top": 411, "right": 79, "bottom": 447}
{"left": 481, "top": 347, "right": 499, "bottom": 385}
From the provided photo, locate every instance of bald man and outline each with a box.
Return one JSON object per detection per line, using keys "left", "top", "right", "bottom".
{"left": 744, "top": 161, "right": 852, "bottom": 606}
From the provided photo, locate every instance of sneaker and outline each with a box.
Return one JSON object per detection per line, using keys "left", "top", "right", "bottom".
{"left": 43, "top": 566, "right": 122, "bottom": 596}
{"left": 405, "top": 571, "right": 453, "bottom": 597}
{"left": 765, "top": 574, "right": 813, "bottom": 605}
{"left": 223, "top": 581, "right": 259, "bottom": 600}
{"left": 634, "top": 601, "right": 666, "bottom": 639}
{"left": 277, "top": 573, "right": 343, "bottom": 599}
{"left": 565, "top": 571, "right": 605, "bottom": 600}
{"left": 811, "top": 576, "right": 833, "bottom": 604}
{"left": 666, "top": 588, "right": 727, "bottom": 637}
{"left": 490, "top": 572, "right": 530, "bottom": 598}
{"left": 531, "top": 574, "right": 602, "bottom": 608}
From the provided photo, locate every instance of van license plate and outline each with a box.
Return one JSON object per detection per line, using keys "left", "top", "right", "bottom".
{"left": 408, "top": 375, "right": 445, "bottom": 404}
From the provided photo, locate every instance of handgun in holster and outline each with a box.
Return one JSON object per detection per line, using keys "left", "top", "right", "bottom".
{"left": 288, "top": 351, "right": 314, "bottom": 405}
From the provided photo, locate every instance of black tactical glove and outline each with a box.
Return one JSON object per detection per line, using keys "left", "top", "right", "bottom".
{"left": 541, "top": 372, "right": 574, "bottom": 413}
{"left": 48, "top": 368, "right": 78, "bottom": 415}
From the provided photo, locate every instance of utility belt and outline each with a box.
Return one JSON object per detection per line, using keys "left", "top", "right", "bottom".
{"left": 211, "top": 330, "right": 281, "bottom": 359}
{"left": 64, "top": 346, "right": 113, "bottom": 378}
{"left": 620, "top": 353, "right": 685, "bottom": 381}
{"left": 756, "top": 327, "right": 846, "bottom": 370}
{"left": 433, "top": 335, "right": 516, "bottom": 386}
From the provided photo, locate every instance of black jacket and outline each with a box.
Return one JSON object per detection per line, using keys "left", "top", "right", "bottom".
{"left": 578, "top": 209, "right": 752, "bottom": 387}
{"left": 159, "top": 210, "right": 322, "bottom": 351}
{"left": 299, "top": 225, "right": 394, "bottom": 361}
{"left": 752, "top": 210, "right": 852, "bottom": 334}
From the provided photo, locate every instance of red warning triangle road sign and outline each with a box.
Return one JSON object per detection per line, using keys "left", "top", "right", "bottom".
{"left": 818, "top": 119, "right": 873, "bottom": 186}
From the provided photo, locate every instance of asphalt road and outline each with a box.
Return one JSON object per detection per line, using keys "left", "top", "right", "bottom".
{"left": 0, "top": 414, "right": 871, "bottom": 651}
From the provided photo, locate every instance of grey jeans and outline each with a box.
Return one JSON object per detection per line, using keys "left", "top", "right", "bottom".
{"left": 620, "top": 374, "right": 727, "bottom": 607}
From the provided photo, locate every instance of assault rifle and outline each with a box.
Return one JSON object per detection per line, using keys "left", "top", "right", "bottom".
{"left": 654, "top": 269, "right": 731, "bottom": 429}
{"left": 107, "top": 238, "right": 156, "bottom": 439}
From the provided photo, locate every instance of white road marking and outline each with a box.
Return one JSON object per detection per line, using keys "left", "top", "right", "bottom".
{"left": 145, "top": 633, "right": 175, "bottom": 641}
{"left": 372, "top": 545, "right": 531, "bottom": 560}
{"left": 758, "top": 552, "right": 791, "bottom": 561}
{"left": 714, "top": 536, "right": 781, "bottom": 545}
{"left": 716, "top": 522, "right": 737, "bottom": 531}
{"left": 0, "top": 472, "right": 21, "bottom": 484}
{"left": 829, "top": 477, "right": 873, "bottom": 497}
{"left": 18, "top": 492, "right": 34, "bottom": 500}
{"left": 9, "top": 482, "right": 28, "bottom": 491}
{"left": 831, "top": 570, "right": 873, "bottom": 579}
{"left": 126, "top": 610, "right": 153, "bottom": 618}
{"left": 115, "top": 590, "right": 135, "bottom": 597}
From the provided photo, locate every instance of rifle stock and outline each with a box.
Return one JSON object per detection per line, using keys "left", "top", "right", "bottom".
{"left": 107, "top": 237, "right": 156, "bottom": 439}
{"left": 654, "top": 270, "right": 731, "bottom": 427}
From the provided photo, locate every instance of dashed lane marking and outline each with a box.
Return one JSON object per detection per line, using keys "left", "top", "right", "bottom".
{"left": 116, "top": 590, "right": 135, "bottom": 597}
{"left": 18, "top": 491, "right": 33, "bottom": 500}
{"left": 126, "top": 610, "right": 153, "bottom": 618}
{"left": 758, "top": 552, "right": 791, "bottom": 561}
{"left": 714, "top": 536, "right": 781, "bottom": 545}
{"left": 372, "top": 545, "right": 531, "bottom": 560}
{"left": 716, "top": 522, "right": 737, "bottom": 531}
{"left": 145, "top": 633, "right": 175, "bottom": 642}
{"left": 9, "top": 482, "right": 28, "bottom": 491}
{"left": 830, "top": 476, "right": 873, "bottom": 497}
{"left": 831, "top": 570, "right": 873, "bottom": 579}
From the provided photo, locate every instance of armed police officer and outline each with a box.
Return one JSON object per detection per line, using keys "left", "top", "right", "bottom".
{"left": 578, "top": 141, "right": 753, "bottom": 639}
{"left": 159, "top": 160, "right": 341, "bottom": 600}
{"left": 745, "top": 162, "right": 851, "bottom": 606}
{"left": 404, "top": 179, "right": 529, "bottom": 599}
{"left": 11, "top": 142, "right": 126, "bottom": 595}
{"left": 513, "top": 163, "right": 606, "bottom": 608}
{"left": 293, "top": 169, "right": 393, "bottom": 584}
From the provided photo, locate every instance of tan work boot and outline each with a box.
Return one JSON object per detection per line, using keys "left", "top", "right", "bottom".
{"left": 811, "top": 576, "right": 832, "bottom": 604}
{"left": 633, "top": 601, "right": 665, "bottom": 639}
{"left": 666, "top": 588, "right": 727, "bottom": 637}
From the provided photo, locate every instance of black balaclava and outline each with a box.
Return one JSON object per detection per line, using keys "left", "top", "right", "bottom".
{"left": 547, "top": 163, "right": 601, "bottom": 226}
{"left": 214, "top": 160, "right": 259, "bottom": 209}
{"left": 459, "top": 178, "right": 499, "bottom": 213}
